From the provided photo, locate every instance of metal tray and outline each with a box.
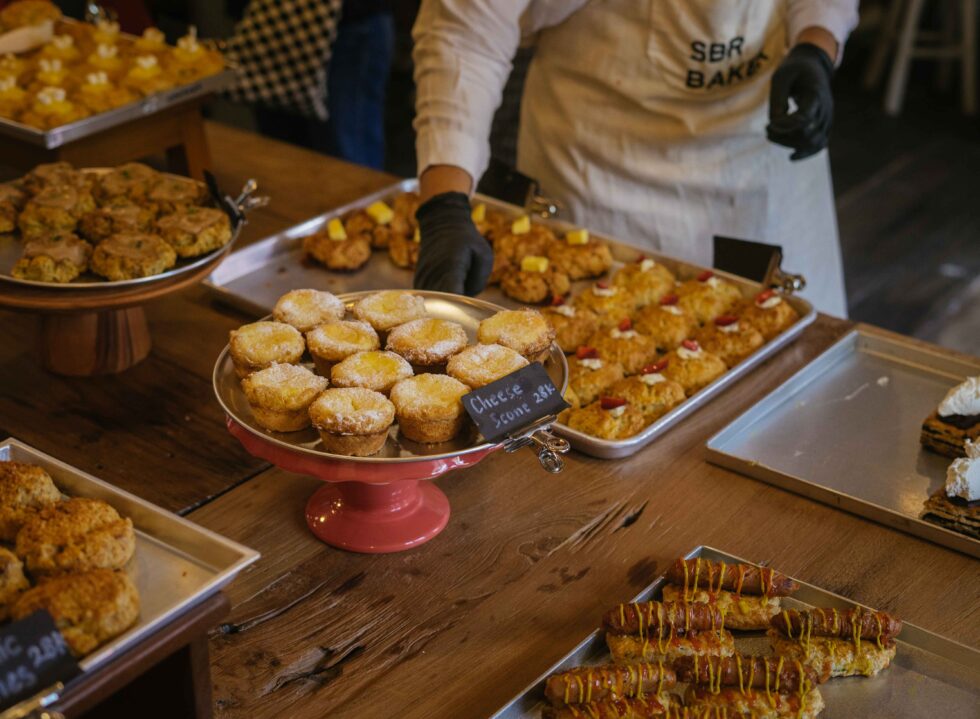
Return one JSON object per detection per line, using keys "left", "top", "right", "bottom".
{"left": 491, "top": 545, "right": 980, "bottom": 719}
{"left": 705, "top": 329, "right": 980, "bottom": 558}
{"left": 0, "top": 19, "right": 235, "bottom": 149}
{"left": 214, "top": 290, "right": 568, "bottom": 464}
{"left": 0, "top": 437, "right": 259, "bottom": 673}
{"left": 204, "top": 179, "right": 816, "bottom": 459}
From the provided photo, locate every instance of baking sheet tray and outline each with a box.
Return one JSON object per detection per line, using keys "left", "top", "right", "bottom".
{"left": 490, "top": 545, "right": 980, "bottom": 719}
{"left": 0, "top": 19, "right": 236, "bottom": 149}
{"left": 0, "top": 438, "right": 259, "bottom": 673}
{"left": 204, "top": 178, "right": 816, "bottom": 459}
{"left": 705, "top": 329, "right": 980, "bottom": 558}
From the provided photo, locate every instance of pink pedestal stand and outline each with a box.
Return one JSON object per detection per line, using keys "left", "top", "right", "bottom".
{"left": 227, "top": 418, "right": 498, "bottom": 553}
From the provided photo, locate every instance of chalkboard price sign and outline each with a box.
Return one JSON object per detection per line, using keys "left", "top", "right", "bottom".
{"left": 0, "top": 611, "right": 79, "bottom": 712}
{"left": 463, "top": 362, "right": 568, "bottom": 443}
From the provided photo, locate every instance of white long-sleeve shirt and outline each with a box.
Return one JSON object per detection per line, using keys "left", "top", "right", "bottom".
{"left": 413, "top": 0, "right": 859, "bottom": 185}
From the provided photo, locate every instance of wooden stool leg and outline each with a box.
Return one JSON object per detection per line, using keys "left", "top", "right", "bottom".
{"left": 865, "top": 0, "right": 908, "bottom": 88}
{"left": 885, "top": 0, "right": 928, "bottom": 115}
{"left": 962, "top": 0, "right": 977, "bottom": 114}
{"left": 39, "top": 307, "right": 151, "bottom": 376}
{"left": 166, "top": 109, "right": 212, "bottom": 180}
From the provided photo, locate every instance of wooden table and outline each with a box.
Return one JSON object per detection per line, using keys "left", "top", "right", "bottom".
{"left": 1, "top": 122, "right": 976, "bottom": 718}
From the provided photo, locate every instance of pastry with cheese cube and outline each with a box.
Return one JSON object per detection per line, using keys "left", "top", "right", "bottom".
{"left": 612, "top": 256, "right": 677, "bottom": 307}
{"left": 95, "top": 162, "right": 159, "bottom": 203}
{"left": 739, "top": 289, "right": 800, "bottom": 340}
{"left": 228, "top": 320, "right": 305, "bottom": 378}
{"left": 447, "top": 343, "right": 528, "bottom": 388}
{"left": 388, "top": 192, "right": 420, "bottom": 249}
{"left": 545, "top": 228, "right": 613, "bottom": 280}
{"left": 19, "top": 86, "right": 88, "bottom": 129}
{"left": 272, "top": 289, "right": 346, "bottom": 333}
{"left": 302, "top": 219, "right": 371, "bottom": 271}
{"left": 562, "top": 397, "right": 646, "bottom": 440}
{"left": 676, "top": 271, "right": 743, "bottom": 324}
{"left": 386, "top": 317, "right": 468, "bottom": 371}
{"left": 604, "top": 361, "right": 685, "bottom": 422}
{"left": 388, "top": 226, "right": 420, "bottom": 269}
{"left": 330, "top": 350, "right": 413, "bottom": 396}
{"left": 353, "top": 290, "right": 428, "bottom": 335}
{"left": 306, "top": 320, "right": 379, "bottom": 376}
{"left": 471, "top": 202, "right": 509, "bottom": 242}
{"left": 477, "top": 308, "right": 555, "bottom": 362}
{"left": 391, "top": 373, "right": 471, "bottom": 443}
{"left": 78, "top": 198, "right": 155, "bottom": 242}
{"left": 344, "top": 200, "right": 402, "bottom": 250}
{"left": 241, "top": 362, "right": 328, "bottom": 432}
{"left": 0, "top": 183, "right": 27, "bottom": 234}
{"left": 490, "top": 222, "right": 558, "bottom": 283}
{"left": 572, "top": 281, "right": 636, "bottom": 328}
{"left": 566, "top": 347, "right": 624, "bottom": 407}
{"left": 499, "top": 255, "right": 571, "bottom": 304}
{"left": 148, "top": 174, "right": 208, "bottom": 213}
{"left": 586, "top": 320, "right": 660, "bottom": 376}
{"left": 74, "top": 71, "right": 137, "bottom": 113}
{"left": 18, "top": 183, "right": 96, "bottom": 237}
{"left": 542, "top": 300, "right": 600, "bottom": 354}
{"left": 309, "top": 387, "right": 395, "bottom": 457}
{"left": 694, "top": 315, "right": 764, "bottom": 366}
{"left": 661, "top": 340, "right": 727, "bottom": 396}
{"left": 633, "top": 295, "right": 698, "bottom": 351}
{"left": 12, "top": 233, "right": 92, "bottom": 283}
{"left": 156, "top": 206, "right": 232, "bottom": 257}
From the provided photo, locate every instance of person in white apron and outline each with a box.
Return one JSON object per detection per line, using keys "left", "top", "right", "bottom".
{"left": 411, "top": 0, "right": 859, "bottom": 317}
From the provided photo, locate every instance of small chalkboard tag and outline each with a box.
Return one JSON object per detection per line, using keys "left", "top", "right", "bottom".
{"left": 463, "top": 362, "right": 569, "bottom": 444}
{"left": 0, "top": 611, "right": 79, "bottom": 712}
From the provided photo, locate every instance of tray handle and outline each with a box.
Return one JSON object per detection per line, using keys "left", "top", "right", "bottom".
{"left": 204, "top": 173, "right": 270, "bottom": 229}
{"left": 770, "top": 266, "right": 806, "bottom": 294}
{"left": 502, "top": 417, "right": 571, "bottom": 474}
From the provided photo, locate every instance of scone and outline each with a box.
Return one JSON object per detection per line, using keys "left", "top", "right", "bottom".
{"left": 12, "top": 233, "right": 92, "bottom": 283}
{"left": 306, "top": 320, "right": 380, "bottom": 376}
{"left": 390, "top": 373, "right": 471, "bottom": 443}
{"left": 605, "top": 363, "right": 685, "bottom": 422}
{"left": 18, "top": 184, "right": 96, "bottom": 237}
{"left": 572, "top": 281, "right": 636, "bottom": 328}
{"left": 0, "top": 182, "right": 26, "bottom": 234}
{"left": 147, "top": 175, "right": 208, "bottom": 213}
{"left": 676, "top": 271, "right": 743, "bottom": 324}
{"left": 11, "top": 569, "right": 139, "bottom": 657}
{"left": 0, "top": 547, "right": 29, "bottom": 621}
{"left": 562, "top": 397, "right": 646, "bottom": 440}
{"left": 633, "top": 296, "right": 698, "bottom": 351}
{"left": 477, "top": 308, "right": 555, "bottom": 362}
{"left": 920, "top": 377, "right": 980, "bottom": 458}
{"left": 490, "top": 220, "right": 558, "bottom": 282}
{"left": 499, "top": 257, "right": 571, "bottom": 304}
{"left": 353, "top": 290, "right": 428, "bottom": 335}
{"left": 330, "top": 350, "right": 413, "bottom": 395}
{"left": 545, "top": 228, "right": 613, "bottom": 280}
{"left": 20, "top": 161, "right": 88, "bottom": 195}
{"left": 612, "top": 257, "right": 676, "bottom": 307}
{"left": 694, "top": 315, "right": 765, "bottom": 366}
{"left": 343, "top": 200, "right": 403, "bottom": 250}
{"left": 388, "top": 229, "right": 420, "bottom": 269}
{"left": 90, "top": 232, "right": 177, "bottom": 281}
{"left": 0, "top": 461, "right": 62, "bottom": 542}
{"left": 542, "top": 301, "right": 600, "bottom": 354}
{"left": 385, "top": 318, "right": 468, "bottom": 371}
{"left": 78, "top": 198, "right": 155, "bottom": 242}
{"left": 156, "top": 206, "right": 232, "bottom": 258}
{"left": 228, "top": 320, "right": 305, "bottom": 378}
{"left": 447, "top": 344, "right": 528, "bottom": 388}
{"left": 739, "top": 289, "right": 800, "bottom": 340}
{"left": 241, "top": 363, "right": 328, "bottom": 432}
{"left": 309, "top": 387, "right": 395, "bottom": 456}
{"left": 95, "top": 161, "right": 158, "bottom": 202}
{"left": 15, "top": 497, "right": 136, "bottom": 577}
{"left": 272, "top": 289, "right": 346, "bottom": 333}
{"left": 566, "top": 347, "right": 625, "bottom": 407}
{"left": 662, "top": 340, "right": 727, "bottom": 396}
{"left": 587, "top": 319, "right": 660, "bottom": 375}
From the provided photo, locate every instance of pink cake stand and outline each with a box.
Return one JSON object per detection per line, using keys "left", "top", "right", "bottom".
{"left": 214, "top": 291, "right": 569, "bottom": 554}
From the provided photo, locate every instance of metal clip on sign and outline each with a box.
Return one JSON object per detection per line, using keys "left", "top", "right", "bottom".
{"left": 502, "top": 415, "right": 571, "bottom": 474}
{"left": 0, "top": 683, "right": 63, "bottom": 719}
{"left": 204, "top": 173, "right": 270, "bottom": 230}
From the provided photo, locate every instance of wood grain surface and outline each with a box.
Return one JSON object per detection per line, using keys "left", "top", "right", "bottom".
{"left": 1, "top": 122, "right": 976, "bottom": 718}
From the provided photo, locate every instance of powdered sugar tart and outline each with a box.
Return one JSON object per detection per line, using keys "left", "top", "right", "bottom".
{"left": 214, "top": 290, "right": 568, "bottom": 462}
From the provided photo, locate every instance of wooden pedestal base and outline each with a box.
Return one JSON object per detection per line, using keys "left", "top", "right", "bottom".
{"left": 39, "top": 307, "right": 151, "bottom": 376}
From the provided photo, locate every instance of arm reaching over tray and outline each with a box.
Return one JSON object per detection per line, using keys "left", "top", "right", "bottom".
{"left": 544, "top": 662, "right": 676, "bottom": 706}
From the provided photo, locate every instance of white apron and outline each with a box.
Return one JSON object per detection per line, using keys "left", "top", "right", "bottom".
{"left": 517, "top": 0, "right": 848, "bottom": 316}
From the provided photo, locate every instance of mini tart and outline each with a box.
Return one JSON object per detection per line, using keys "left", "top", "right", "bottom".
{"left": 241, "top": 363, "right": 328, "bottom": 432}
{"left": 612, "top": 258, "right": 677, "bottom": 306}
{"left": 228, "top": 320, "right": 305, "bottom": 378}
{"left": 330, "top": 350, "right": 413, "bottom": 395}
{"left": 477, "top": 308, "right": 555, "bottom": 361}
{"left": 567, "top": 356, "right": 625, "bottom": 407}
{"left": 18, "top": 184, "right": 96, "bottom": 237}
{"left": 676, "top": 275, "right": 743, "bottom": 324}
{"left": 572, "top": 283, "right": 636, "bottom": 328}
{"left": 303, "top": 227, "right": 370, "bottom": 271}
{"left": 156, "top": 206, "right": 232, "bottom": 258}
{"left": 633, "top": 303, "right": 698, "bottom": 351}
{"left": 148, "top": 175, "right": 208, "bottom": 213}
{"left": 605, "top": 373, "right": 685, "bottom": 422}
{"left": 12, "top": 233, "right": 92, "bottom": 283}
{"left": 739, "top": 292, "right": 800, "bottom": 340}
{"left": 499, "top": 265, "right": 571, "bottom": 304}
{"left": 586, "top": 327, "right": 660, "bottom": 376}
{"left": 90, "top": 232, "right": 176, "bottom": 281}
{"left": 353, "top": 290, "right": 428, "bottom": 333}
{"left": 694, "top": 319, "right": 765, "bottom": 366}
{"left": 390, "top": 374, "right": 470, "bottom": 443}
{"left": 661, "top": 344, "right": 727, "bottom": 396}
{"left": 272, "top": 289, "right": 345, "bottom": 333}
{"left": 309, "top": 387, "right": 395, "bottom": 457}
{"left": 447, "top": 343, "right": 529, "bottom": 388}
{"left": 385, "top": 318, "right": 468, "bottom": 369}
{"left": 546, "top": 236, "right": 613, "bottom": 280}
{"left": 78, "top": 198, "right": 155, "bottom": 242}
{"left": 306, "top": 320, "right": 380, "bottom": 376}
{"left": 542, "top": 304, "right": 600, "bottom": 354}
{"left": 95, "top": 162, "right": 158, "bottom": 202}
{"left": 562, "top": 400, "right": 646, "bottom": 440}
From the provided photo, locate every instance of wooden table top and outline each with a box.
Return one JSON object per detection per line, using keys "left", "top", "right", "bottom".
{"left": 2, "top": 122, "right": 977, "bottom": 718}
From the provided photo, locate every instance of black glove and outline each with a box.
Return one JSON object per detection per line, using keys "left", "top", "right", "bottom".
{"left": 414, "top": 191, "right": 494, "bottom": 296}
{"left": 767, "top": 43, "right": 834, "bottom": 161}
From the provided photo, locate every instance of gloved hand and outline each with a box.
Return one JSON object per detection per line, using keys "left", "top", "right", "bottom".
{"left": 414, "top": 191, "right": 494, "bottom": 296}
{"left": 767, "top": 43, "right": 834, "bottom": 161}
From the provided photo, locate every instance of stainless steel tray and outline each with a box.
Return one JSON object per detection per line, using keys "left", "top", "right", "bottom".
{"left": 491, "top": 545, "right": 980, "bottom": 719}
{"left": 706, "top": 329, "right": 980, "bottom": 558}
{"left": 204, "top": 179, "right": 816, "bottom": 459}
{"left": 0, "top": 438, "right": 259, "bottom": 673}
{"left": 0, "top": 19, "right": 235, "bottom": 149}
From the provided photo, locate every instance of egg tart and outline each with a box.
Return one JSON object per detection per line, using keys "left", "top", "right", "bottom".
{"left": 12, "top": 233, "right": 92, "bottom": 283}
{"left": 477, "top": 308, "right": 555, "bottom": 362}
{"left": 566, "top": 348, "right": 625, "bottom": 407}
{"left": 694, "top": 315, "right": 765, "bottom": 366}
{"left": 228, "top": 320, "right": 305, "bottom": 378}
{"left": 306, "top": 320, "right": 380, "bottom": 376}
{"left": 676, "top": 271, "right": 742, "bottom": 324}
{"left": 330, "top": 350, "right": 413, "bottom": 396}
{"left": 272, "top": 289, "right": 345, "bottom": 333}
{"left": 353, "top": 290, "right": 428, "bottom": 335}
{"left": 739, "top": 290, "right": 800, "bottom": 340}
{"left": 241, "top": 363, "right": 328, "bottom": 432}
{"left": 385, "top": 318, "right": 468, "bottom": 371}
{"left": 573, "top": 281, "right": 636, "bottom": 328}
{"left": 586, "top": 321, "right": 660, "bottom": 376}
{"left": 612, "top": 257, "right": 676, "bottom": 307}
{"left": 633, "top": 298, "right": 698, "bottom": 352}
{"left": 90, "top": 231, "right": 176, "bottom": 281}
{"left": 390, "top": 373, "right": 471, "bottom": 443}
{"left": 542, "top": 302, "right": 600, "bottom": 354}
{"left": 156, "top": 206, "right": 232, "bottom": 258}
{"left": 309, "top": 387, "right": 395, "bottom": 457}
{"left": 447, "top": 343, "right": 528, "bottom": 388}
{"left": 661, "top": 341, "right": 727, "bottom": 396}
